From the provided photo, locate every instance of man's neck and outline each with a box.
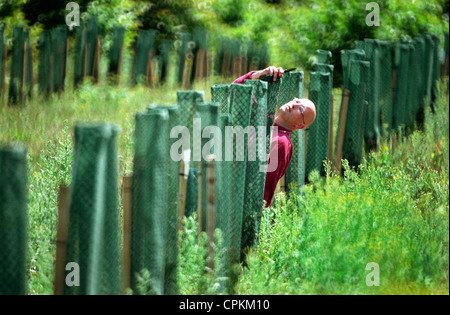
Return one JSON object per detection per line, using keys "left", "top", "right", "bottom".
{"left": 274, "top": 117, "right": 293, "bottom": 131}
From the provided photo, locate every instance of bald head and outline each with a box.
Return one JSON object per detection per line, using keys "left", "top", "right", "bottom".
{"left": 276, "top": 98, "right": 316, "bottom": 130}
{"left": 299, "top": 98, "right": 316, "bottom": 128}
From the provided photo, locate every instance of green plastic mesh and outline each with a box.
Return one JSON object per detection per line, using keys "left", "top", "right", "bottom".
{"left": 39, "top": 25, "right": 68, "bottom": 95}
{"left": 74, "top": 18, "right": 99, "bottom": 87}
{"left": 0, "top": 26, "right": 6, "bottom": 105}
{"left": 195, "top": 102, "right": 220, "bottom": 231}
{"left": 131, "top": 110, "right": 169, "bottom": 295}
{"left": 131, "top": 29, "right": 158, "bottom": 85}
{"left": 65, "top": 124, "right": 122, "bottom": 295}
{"left": 211, "top": 84, "right": 231, "bottom": 114}
{"left": 0, "top": 144, "right": 28, "bottom": 295}
{"left": 107, "top": 26, "right": 125, "bottom": 83}
{"left": 392, "top": 42, "right": 410, "bottom": 129}
{"left": 377, "top": 41, "right": 393, "bottom": 134}
{"left": 0, "top": 26, "right": 5, "bottom": 103}
{"left": 158, "top": 39, "right": 173, "bottom": 84}
{"left": 177, "top": 91, "right": 205, "bottom": 221}
{"left": 339, "top": 60, "right": 370, "bottom": 168}
{"left": 38, "top": 30, "right": 52, "bottom": 95}
{"left": 282, "top": 72, "right": 305, "bottom": 195}
{"left": 259, "top": 75, "right": 282, "bottom": 158}
{"left": 341, "top": 49, "right": 366, "bottom": 90}
{"left": 414, "top": 37, "right": 426, "bottom": 124}
{"left": 8, "top": 25, "right": 31, "bottom": 105}
{"left": 240, "top": 79, "right": 268, "bottom": 252}
{"left": 306, "top": 71, "right": 331, "bottom": 178}
{"left": 316, "top": 49, "right": 332, "bottom": 64}
{"left": 227, "top": 83, "right": 252, "bottom": 264}
{"left": 147, "top": 105, "right": 180, "bottom": 295}
{"left": 360, "top": 39, "right": 381, "bottom": 152}
{"left": 215, "top": 113, "right": 232, "bottom": 292}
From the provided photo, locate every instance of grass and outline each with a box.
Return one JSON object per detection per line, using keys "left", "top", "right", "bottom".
{"left": 1, "top": 69, "right": 448, "bottom": 294}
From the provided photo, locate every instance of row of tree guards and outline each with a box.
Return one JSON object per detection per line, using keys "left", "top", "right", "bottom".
{"left": 0, "top": 20, "right": 269, "bottom": 106}
{"left": 0, "top": 31, "right": 448, "bottom": 294}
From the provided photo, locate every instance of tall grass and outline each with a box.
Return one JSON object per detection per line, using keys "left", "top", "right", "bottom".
{"left": 237, "top": 83, "right": 449, "bottom": 295}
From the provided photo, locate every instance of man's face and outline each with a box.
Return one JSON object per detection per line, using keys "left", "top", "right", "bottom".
{"left": 279, "top": 98, "right": 316, "bottom": 130}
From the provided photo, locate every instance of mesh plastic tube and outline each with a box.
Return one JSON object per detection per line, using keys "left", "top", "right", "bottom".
{"left": 240, "top": 79, "right": 268, "bottom": 252}
{"left": 0, "top": 144, "right": 28, "bottom": 295}
{"left": 227, "top": 83, "right": 252, "bottom": 264}
{"left": 211, "top": 84, "right": 231, "bottom": 114}
{"left": 284, "top": 72, "right": 306, "bottom": 195}
{"left": 147, "top": 105, "right": 180, "bottom": 295}
{"left": 131, "top": 29, "right": 158, "bottom": 85}
{"left": 177, "top": 91, "right": 205, "bottom": 221}
{"left": 108, "top": 26, "right": 125, "bottom": 81}
{"left": 65, "top": 124, "right": 122, "bottom": 295}
{"left": 38, "top": 30, "right": 52, "bottom": 95}
{"left": 306, "top": 71, "right": 331, "bottom": 178}
{"left": 0, "top": 26, "right": 4, "bottom": 103}
{"left": 51, "top": 26, "right": 68, "bottom": 93}
{"left": 392, "top": 42, "right": 410, "bottom": 129}
{"left": 316, "top": 49, "right": 332, "bottom": 64}
{"left": 360, "top": 39, "right": 381, "bottom": 151}
{"left": 8, "top": 25, "right": 30, "bottom": 105}
{"left": 215, "top": 113, "right": 232, "bottom": 292}
{"left": 195, "top": 102, "right": 220, "bottom": 231}
{"left": 131, "top": 110, "right": 169, "bottom": 295}
{"left": 74, "top": 18, "right": 99, "bottom": 87}
{"left": 341, "top": 49, "right": 366, "bottom": 90}
{"left": 377, "top": 41, "right": 393, "bottom": 134}
{"left": 340, "top": 60, "right": 370, "bottom": 167}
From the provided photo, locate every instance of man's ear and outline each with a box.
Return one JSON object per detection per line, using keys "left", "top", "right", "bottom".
{"left": 295, "top": 124, "right": 305, "bottom": 130}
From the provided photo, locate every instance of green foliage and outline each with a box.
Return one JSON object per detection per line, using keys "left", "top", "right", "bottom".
{"left": 178, "top": 215, "right": 228, "bottom": 294}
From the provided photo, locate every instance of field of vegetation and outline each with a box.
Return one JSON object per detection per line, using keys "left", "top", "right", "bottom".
{"left": 1, "top": 76, "right": 448, "bottom": 294}
{"left": 1, "top": 0, "right": 448, "bottom": 295}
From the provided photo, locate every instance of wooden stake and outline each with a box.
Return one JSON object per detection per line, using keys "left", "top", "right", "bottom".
{"left": 195, "top": 49, "right": 204, "bottom": 80}
{"left": 121, "top": 176, "right": 133, "bottom": 292}
{"left": 182, "top": 52, "right": 194, "bottom": 90}
{"left": 335, "top": 89, "right": 350, "bottom": 173}
{"left": 53, "top": 185, "right": 71, "bottom": 295}
{"left": 206, "top": 155, "right": 216, "bottom": 270}
{"left": 279, "top": 175, "right": 286, "bottom": 193}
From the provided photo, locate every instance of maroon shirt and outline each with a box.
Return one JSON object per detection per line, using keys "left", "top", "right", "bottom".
{"left": 263, "top": 123, "right": 293, "bottom": 207}
{"left": 234, "top": 72, "right": 293, "bottom": 208}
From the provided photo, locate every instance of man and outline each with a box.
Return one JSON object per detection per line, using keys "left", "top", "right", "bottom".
{"left": 234, "top": 66, "right": 316, "bottom": 208}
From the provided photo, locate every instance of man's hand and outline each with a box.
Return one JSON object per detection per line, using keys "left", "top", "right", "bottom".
{"left": 251, "top": 66, "right": 284, "bottom": 81}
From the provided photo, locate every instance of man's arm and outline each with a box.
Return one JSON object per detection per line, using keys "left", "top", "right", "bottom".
{"left": 233, "top": 66, "right": 285, "bottom": 84}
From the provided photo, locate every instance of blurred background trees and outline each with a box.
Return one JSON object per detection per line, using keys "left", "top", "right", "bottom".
{"left": 0, "top": 0, "right": 448, "bottom": 80}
